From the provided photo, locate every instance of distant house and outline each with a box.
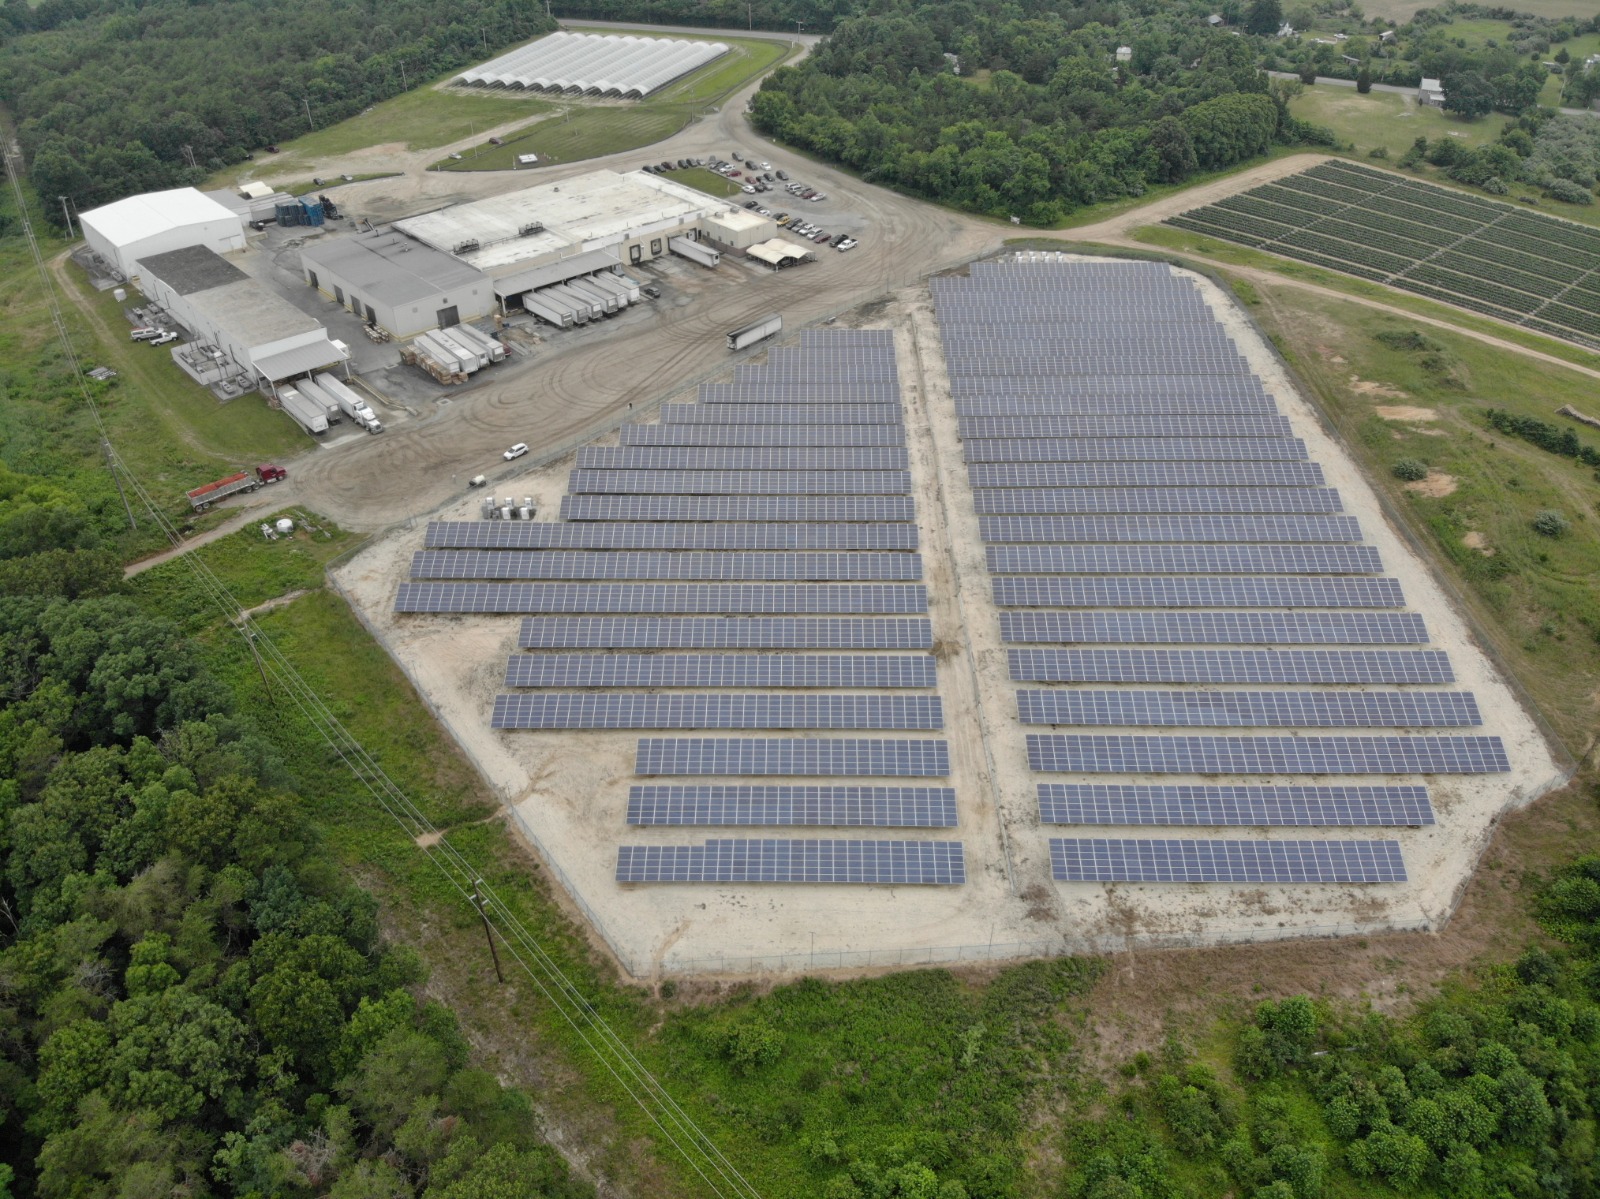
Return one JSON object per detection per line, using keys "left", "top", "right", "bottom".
{"left": 1379, "top": 29, "right": 1395, "bottom": 41}
{"left": 1115, "top": 45, "right": 1133, "bottom": 62}
{"left": 1341, "top": 54, "right": 1360, "bottom": 65}
{"left": 1418, "top": 77, "right": 1445, "bottom": 106}
{"left": 1277, "top": 23, "right": 1295, "bottom": 38}
{"left": 1207, "top": 13, "right": 1223, "bottom": 25}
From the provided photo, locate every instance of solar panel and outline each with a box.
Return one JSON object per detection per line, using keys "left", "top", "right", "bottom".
{"left": 699, "top": 384, "right": 901, "bottom": 404}
{"left": 1037, "top": 783, "right": 1434, "bottom": 826}
{"left": 413, "top": 551, "right": 923, "bottom": 581}
{"left": 992, "top": 577, "right": 1404, "bottom": 609}
{"left": 659, "top": 403, "right": 901, "bottom": 424}
{"left": 421, "top": 523, "right": 919, "bottom": 550}
{"left": 576, "top": 446, "right": 910, "bottom": 470}
{"left": 957, "top": 415, "right": 1293, "bottom": 439}
{"left": 978, "top": 515, "right": 1363, "bottom": 544}
{"left": 1007, "top": 648, "right": 1456, "bottom": 685}
{"left": 505, "top": 653, "right": 938, "bottom": 689}
{"left": 988, "top": 545, "right": 1382, "bottom": 574}
{"left": 1026, "top": 734, "right": 1510, "bottom": 774}
{"left": 396, "top": 582, "right": 927, "bottom": 614}
{"left": 622, "top": 425, "right": 905, "bottom": 447}
{"left": 627, "top": 784, "right": 958, "bottom": 827}
{"left": 1049, "top": 838, "right": 1407, "bottom": 883}
{"left": 973, "top": 487, "right": 1342, "bottom": 515}
{"left": 962, "top": 439, "right": 1308, "bottom": 462}
{"left": 616, "top": 839, "right": 966, "bottom": 884}
{"left": 1000, "top": 611, "right": 1428, "bottom": 645}
{"left": 559, "top": 496, "right": 918, "bottom": 522}
{"left": 567, "top": 469, "right": 912, "bottom": 495}
{"left": 953, "top": 397, "right": 1280, "bottom": 416}
{"left": 492, "top": 693, "right": 944, "bottom": 729}
{"left": 968, "top": 462, "right": 1325, "bottom": 489}
{"left": 1016, "top": 689, "right": 1481, "bottom": 728}
{"left": 518, "top": 616, "right": 934, "bottom": 649}
{"left": 635, "top": 738, "right": 952, "bottom": 776}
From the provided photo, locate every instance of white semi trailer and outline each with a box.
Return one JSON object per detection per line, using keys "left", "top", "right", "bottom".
{"left": 727, "top": 313, "right": 782, "bottom": 351}
{"left": 314, "top": 372, "right": 384, "bottom": 433}
{"left": 278, "top": 386, "right": 329, "bottom": 434}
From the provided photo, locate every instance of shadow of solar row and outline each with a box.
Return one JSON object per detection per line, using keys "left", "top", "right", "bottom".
{"left": 969, "top": 462, "right": 1327, "bottom": 488}
{"left": 492, "top": 693, "right": 945, "bottom": 730}
{"left": 988, "top": 544, "right": 1383, "bottom": 574}
{"left": 973, "top": 487, "right": 1343, "bottom": 515}
{"left": 504, "top": 653, "right": 938, "bottom": 689}
{"left": 621, "top": 423, "right": 905, "bottom": 447}
{"left": 396, "top": 582, "right": 928, "bottom": 615}
{"left": 1049, "top": 838, "right": 1407, "bottom": 884}
{"left": 980, "top": 514, "right": 1362, "bottom": 544}
{"left": 661, "top": 403, "right": 902, "bottom": 425}
{"left": 616, "top": 840, "right": 966, "bottom": 884}
{"left": 957, "top": 415, "right": 1293, "bottom": 439}
{"left": 566, "top": 469, "right": 913, "bottom": 495}
{"left": 559, "top": 496, "right": 918, "bottom": 522}
{"left": 414, "top": 550, "right": 923, "bottom": 581}
{"left": 1000, "top": 611, "right": 1428, "bottom": 646}
{"left": 1038, "top": 784, "right": 1435, "bottom": 827}
{"left": 517, "top": 616, "right": 934, "bottom": 649}
{"left": 635, "top": 738, "right": 951, "bottom": 776}
{"left": 1016, "top": 689, "right": 1481, "bottom": 729}
{"left": 1026, "top": 734, "right": 1510, "bottom": 774}
{"left": 963, "top": 438, "right": 1308, "bottom": 462}
{"left": 699, "top": 384, "right": 902, "bottom": 403}
{"left": 1008, "top": 648, "right": 1456, "bottom": 685}
{"left": 575, "top": 446, "right": 910, "bottom": 470}
{"left": 993, "top": 576, "right": 1403, "bottom": 609}
{"left": 423, "top": 522, "right": 918, "bottom": 550}
{"left": 627, "top": 785, "right": 958, "bottom": 827}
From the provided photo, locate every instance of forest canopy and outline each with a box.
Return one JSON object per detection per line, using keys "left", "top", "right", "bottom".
{"left": 0, "top": 0, "right": 554, "bottom": 216}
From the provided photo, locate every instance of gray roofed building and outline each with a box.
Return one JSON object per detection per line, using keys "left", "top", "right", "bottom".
{"left": 298, "top": 227, "right": 496, "bottom": 338}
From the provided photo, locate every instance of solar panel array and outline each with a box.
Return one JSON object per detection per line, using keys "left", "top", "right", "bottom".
{"left": 930, "top": 256, "right": 1510, "bottom": 888}
{"left": 404, "top": 331, "right": 960, "bottom": 885}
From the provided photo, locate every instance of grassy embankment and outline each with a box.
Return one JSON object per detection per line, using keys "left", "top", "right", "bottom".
{"left": 436, "top": 33, "right": 792, "bottom": 171}
{"left": 664, "top": 165, "right": 744, "bottom": 198}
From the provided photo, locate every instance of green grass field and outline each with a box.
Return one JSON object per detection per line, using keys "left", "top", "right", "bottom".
{"left": 1367, "top": 0, "right": 1593, "bottom": 19}
{"left": 1288, "top": 86, "right": 1509, "bottom": 159}
{"left": 662, "top": 165, "right": 742, "bottom": 198}
{"left": 438, "top": 33, "right": 790, "bottom": 172}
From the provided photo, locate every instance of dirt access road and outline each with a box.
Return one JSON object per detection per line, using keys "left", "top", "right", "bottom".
{"left": 280, "top": 34, "right": 1001, "bottom": 531}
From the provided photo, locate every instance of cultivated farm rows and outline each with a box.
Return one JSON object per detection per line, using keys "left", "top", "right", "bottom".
{"left": 1168, "top": 160, "right": 1600, "bottom": 347}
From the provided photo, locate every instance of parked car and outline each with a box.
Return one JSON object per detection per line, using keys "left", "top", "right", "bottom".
{"left": 758, "top": 161, "right": 771, "bottom": 170}
{"left": 504, "top": 443, "right": 529, "bottom": 461}
{"left": 741, "top": 184, "right": 756, "bottom": 193}
{"left": 150, "top": 330, "right": 180, "bottom": 345}
{"left": 813, "top": 232, "right": 830, "bottom": 243}
{"left": 776, "top": 169, "right": 788, "bottom": 180}
{"left": 488, "top": 137, "right": 502, "bottom": 146}
{"left": 837, "top": 238, "right": 858, "bottom": 252}
{"left": 811, "top": 192, "right": 828, "bottom": 202}
{"left": 266, "top": 144, "right": 280, "bottom": 153}
{"left": 757, "top": 207, "right": 772, "bottom": 216}
{"left": 130, "top": 327, "right": 160, "bottom": 341}
{"left": 642, "top": 284, "right": 661, "bottom": 299}
{"left": 743, "top": 200, "right": 759, "bottom": 209}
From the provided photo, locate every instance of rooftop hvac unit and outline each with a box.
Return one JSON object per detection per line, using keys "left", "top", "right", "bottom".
{"left": 453, "top": 239, "right": 481, "bottom": 254}
{"left": 519, "top": 222, "right": 545, "bottom": 236}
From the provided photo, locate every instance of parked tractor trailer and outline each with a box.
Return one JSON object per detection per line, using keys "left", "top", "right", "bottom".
{"left": 727, "top": 313, "right": 782, "bottom": 351}
{"left": 278, "top": 386, "right": 329, "bottom": 435}
{"left": 313, "top": 373, "right": 384, "bottom": 433}
{"left": 186, "top": 464, "right": 286, "bottom": 511}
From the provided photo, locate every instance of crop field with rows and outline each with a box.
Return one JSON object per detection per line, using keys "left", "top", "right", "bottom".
{"left": 1168, "top": 160, "right": 1600, "bottom": 349}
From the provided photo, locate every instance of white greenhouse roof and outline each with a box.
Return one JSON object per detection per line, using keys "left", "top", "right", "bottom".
{"left": 455, "top": 31, "right": 727, "bottom": 98}
{"left": 80, "top": 187, "right": 240, "bottom": 245}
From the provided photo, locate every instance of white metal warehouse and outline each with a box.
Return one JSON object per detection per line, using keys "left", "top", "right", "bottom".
{"left": 454, "top": 32, "right": 727, "bottom": 97}
{"left": 80, "top": 187, "right": 246, "bottom": 281}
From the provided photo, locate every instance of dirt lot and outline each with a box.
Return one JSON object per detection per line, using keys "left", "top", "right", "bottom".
{"left": 334, "top": 260, "right": 1564, "bottom": 980}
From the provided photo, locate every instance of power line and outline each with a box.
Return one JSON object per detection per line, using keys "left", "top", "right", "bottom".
{"left": 2, "top": 148, "right": 763, "bottom": 1199}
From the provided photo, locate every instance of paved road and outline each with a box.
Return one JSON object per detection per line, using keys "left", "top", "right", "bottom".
{"left": 284, "top": 39, "right": 1001, "bottom": 531}
{"left": 1266, "top": 69, "right": 1598, "bottom": 118}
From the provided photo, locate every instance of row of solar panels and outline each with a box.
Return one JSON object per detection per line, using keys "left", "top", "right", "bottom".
{"left": 622, "top": 783, "right": 1434, "bottom": 827}
{"left": 497, "top": 648, "right": 1456, "bottom": 687}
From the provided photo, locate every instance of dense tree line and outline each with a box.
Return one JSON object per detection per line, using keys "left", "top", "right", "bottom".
{"left": 0, "top": 570, "right": 589, "bottom": 1196}
{"left": 0, "top": 0, "right": 555, "bottom": 220}
{"left": 750, "top": 2, "right": 1330, "bottom": 223}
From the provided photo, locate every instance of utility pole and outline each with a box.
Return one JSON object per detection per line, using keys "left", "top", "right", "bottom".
{"left": 304, "top": 97, "right": 314, "bottom": 130}
{"left": 242, "top": 626, "right": 276, "bottom": 707}
{"left": 471, "top": 884, "right": 505, "bottom": 983}
{"left": 57, "top": 195, "right": 74, "bottom": 239}
{"left": 399, "top": 60, "right": 408, "bottom": 90}
{"left": 747, "top": 1, "right": 753, "bottom": 29}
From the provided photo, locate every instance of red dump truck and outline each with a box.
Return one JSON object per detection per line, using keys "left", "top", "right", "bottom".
{"left": 186, "top": 464, "right": 287, "bottom": 511}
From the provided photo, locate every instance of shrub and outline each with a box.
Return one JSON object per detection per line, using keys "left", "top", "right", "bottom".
{"left": 1544, "top": 177, "right": 1594, "bottom": 205}
{"left": 1368, "top": 145, "right": 1388, "bottom": 158}
{"left": 1532, "top": 510, "right": 1569, "bottom": 537}
{"left": 1392, "top": 459, "right": 1429, "bottom": 481}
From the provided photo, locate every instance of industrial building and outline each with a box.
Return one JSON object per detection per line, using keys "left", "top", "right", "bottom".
{"left": 393, "top": 169, "right": 775, "bottom": 312}
{"left": 203, "top": 184, "right": 296, "bottom": 228}
{"left": 454, "top": 31, "right": 727, "bottom": 97}
{"left": 137, "top": 245, "right": 347, "bottom": 388}
{"left": 80, "top": 187, "right": 246, "bottom": 281}
{"left": 298, "top": 228, "right": 496, "bottom": 338}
